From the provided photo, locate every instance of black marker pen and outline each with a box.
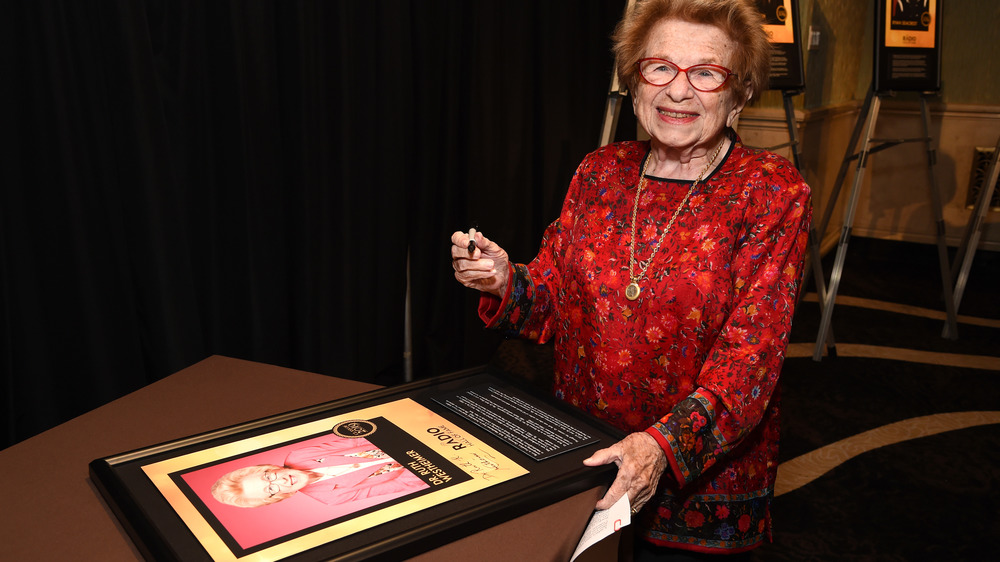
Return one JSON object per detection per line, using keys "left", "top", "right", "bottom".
{"left": 467, "top": 228, "right": 477, "bottom": 254}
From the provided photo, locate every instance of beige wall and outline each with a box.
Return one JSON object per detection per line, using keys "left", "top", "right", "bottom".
{"left": 739, "top": 101, "right": 1000, "bottom": 251}
{"left": 741, "top": 0, "right": 1000, "bottom": 251}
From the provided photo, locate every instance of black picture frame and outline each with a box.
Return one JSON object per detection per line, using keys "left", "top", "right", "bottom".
{"left": 757, "top": 0, "right": 806, "bottom": 91}
{"left": 89, "top": 365, "right": 623, "bottom": 561}
{"left": 874, "top": 0, "right": 943, "bottom": 93}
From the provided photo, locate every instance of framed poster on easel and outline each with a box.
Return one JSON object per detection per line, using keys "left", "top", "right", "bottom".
{"left": 757, "top": 0, "right": 805, "bottom": 90}
{"left": 874, "top": 0, "right": 943, "bottom": 92}
{"left": 812, "top": 0, "right": 957, "bottom": 359}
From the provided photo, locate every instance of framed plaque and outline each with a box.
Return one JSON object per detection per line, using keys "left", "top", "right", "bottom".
{"left": 89, "top": 365, "right": 623, "bottom": 561}
{"left": 756, "top": 0, "right": 805, "bottom": 90}
{"left": 874, "top": 0, "right": 943, "bottom": 92}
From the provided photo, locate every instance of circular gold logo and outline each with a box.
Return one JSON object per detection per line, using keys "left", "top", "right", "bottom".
{"left": 333, "top": 419, "right": 377, "bottom": 438}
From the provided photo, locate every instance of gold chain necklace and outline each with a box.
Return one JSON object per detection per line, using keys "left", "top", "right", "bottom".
{"left": 625, "top": 141, "right": 725, "bottom": 301}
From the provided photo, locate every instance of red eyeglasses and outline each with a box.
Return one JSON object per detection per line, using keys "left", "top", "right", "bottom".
{"left": 637, "top": 58, "right": 735, "bottom": 92}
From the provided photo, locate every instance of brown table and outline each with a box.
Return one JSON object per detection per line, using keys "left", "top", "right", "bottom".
{"left": 0, "top": 355, "right": 619, "bottom": 561}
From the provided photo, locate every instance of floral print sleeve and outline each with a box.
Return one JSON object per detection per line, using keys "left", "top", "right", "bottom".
{"left": 645, "top": 153, "right": 811, "bottom": 488}
{"left": 478, "top": 148, "right": 606, "bottom": 341}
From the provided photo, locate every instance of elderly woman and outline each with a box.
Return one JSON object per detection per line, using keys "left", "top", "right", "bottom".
{"left": 211, "top": 440, "right": 425, "bottom": 508}
{"left": 452, "top": 0, "right": 810, "bottom": 557}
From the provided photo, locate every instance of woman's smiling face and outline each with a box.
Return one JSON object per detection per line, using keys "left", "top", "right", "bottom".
{"left": 237, "top": 466, "right": 313, "bottom": 503}
{"left": 632, "top": 18, "right": 749, "bottom": 155}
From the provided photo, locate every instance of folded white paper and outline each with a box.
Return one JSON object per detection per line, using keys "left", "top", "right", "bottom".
{"left": 570, "top": 493, "right": 631, "bottom": 562}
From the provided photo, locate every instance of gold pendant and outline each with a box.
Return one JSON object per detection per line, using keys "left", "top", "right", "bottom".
{"left": 625, "top": 282, "right": 640, "bottom": 301}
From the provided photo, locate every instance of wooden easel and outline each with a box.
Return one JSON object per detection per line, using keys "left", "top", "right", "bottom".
{"left": 812, "top": 84, "right": 958, "bottom": 361}
{"left": 943, "top": 134, "right": 1000, "bottom": 337}
{"left": 598, "top": 0, "right": 635, "bottom": 148}
{"left": 598, "top": 68, "right": 629, "bottom": 148}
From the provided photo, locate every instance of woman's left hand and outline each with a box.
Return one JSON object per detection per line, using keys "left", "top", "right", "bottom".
{"left": 583, "top": 431, "right": 667, "bottom": 512}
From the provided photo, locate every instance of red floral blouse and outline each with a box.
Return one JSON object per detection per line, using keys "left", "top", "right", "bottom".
{"left": 479, "top": 135, "right": 811, "bottom": 553}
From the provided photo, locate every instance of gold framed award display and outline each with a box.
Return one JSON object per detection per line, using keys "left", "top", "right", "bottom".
{"left": 90, "top": 366, "right": 623, "bottom": 561}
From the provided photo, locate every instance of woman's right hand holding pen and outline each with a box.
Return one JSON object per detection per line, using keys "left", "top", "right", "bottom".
{"left": 451, "top": 228, "right": 510, "bottom": 298}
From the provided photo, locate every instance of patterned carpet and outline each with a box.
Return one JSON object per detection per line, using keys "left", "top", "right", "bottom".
{"left": 493, "top": 237, "right": 1000, "bottom": 561}
{"left": 752, "top": 237, "right": 1000, "bottom": 561}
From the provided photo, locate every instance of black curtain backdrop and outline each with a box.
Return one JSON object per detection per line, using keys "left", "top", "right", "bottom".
{"left": 1, "top": 0, "right": 633, "bottom": 448}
